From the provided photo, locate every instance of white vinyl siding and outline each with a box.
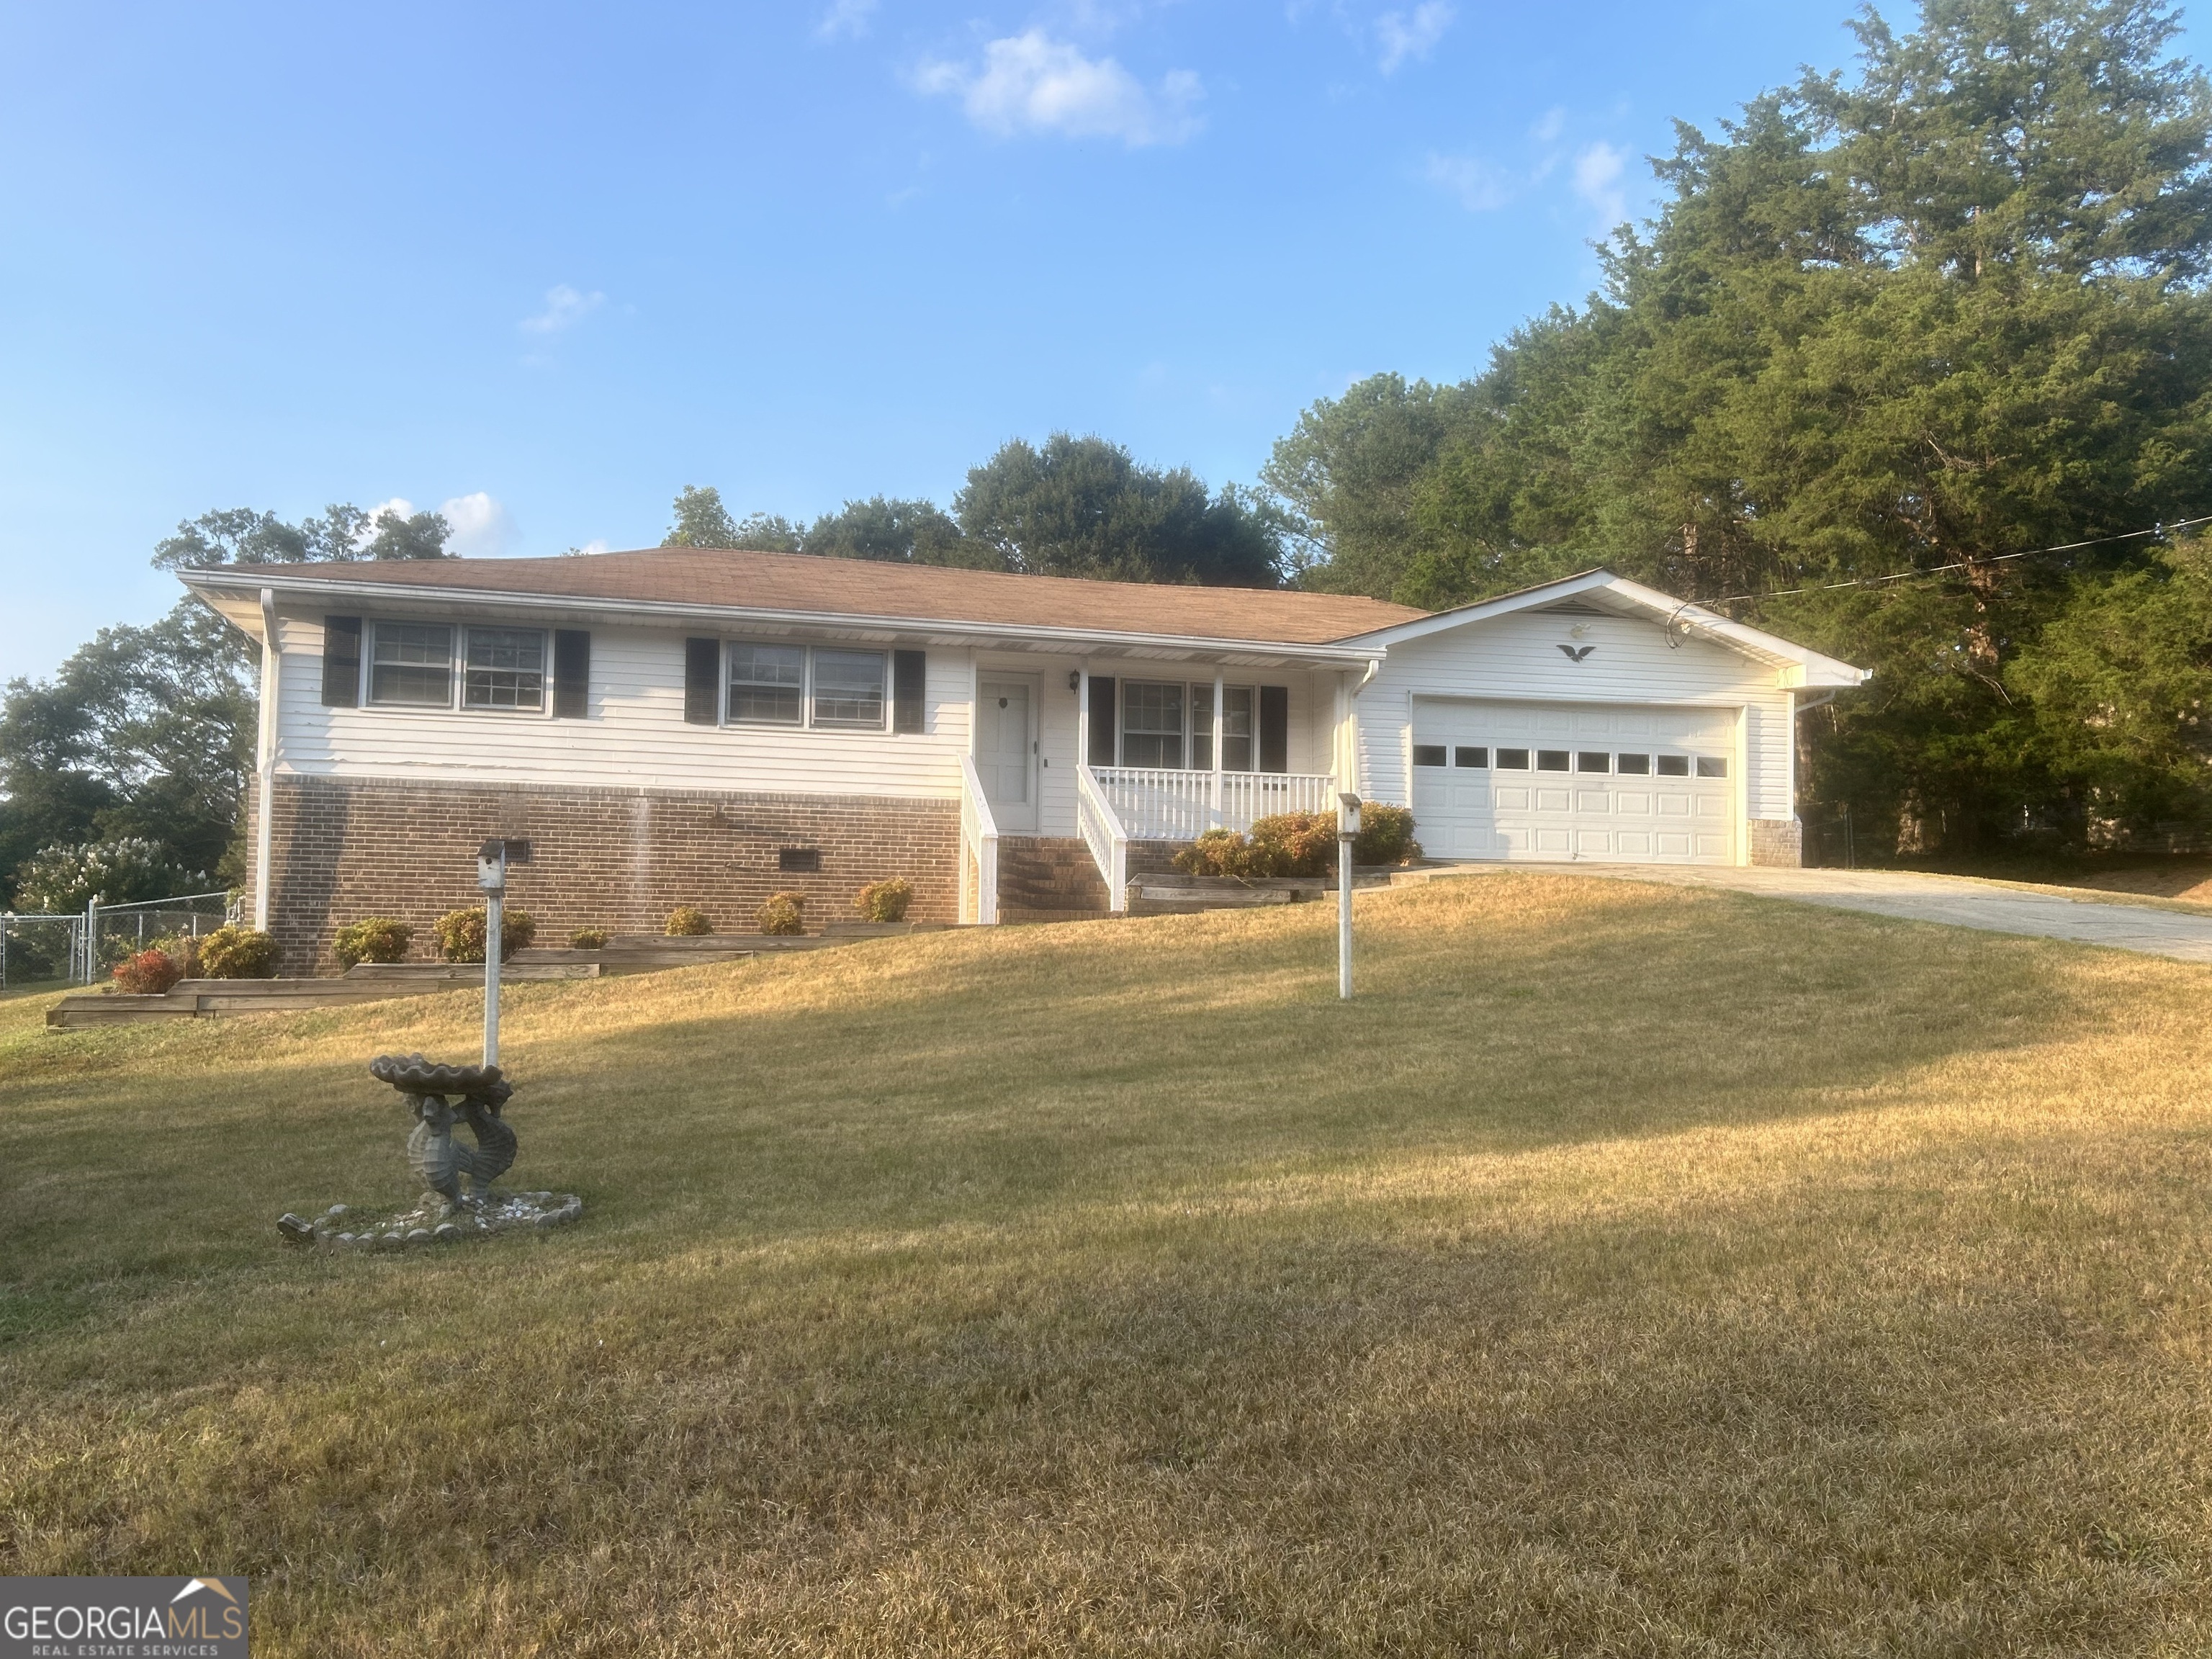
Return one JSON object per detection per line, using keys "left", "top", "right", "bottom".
{"left": 278, "top": 616, "right": 971, "bottom": 799}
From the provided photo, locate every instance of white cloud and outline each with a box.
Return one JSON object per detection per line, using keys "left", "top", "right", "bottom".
{"left": 519, "top": 284, "right": 605, "bottom": 336}
{"left": 358, "top": 493, "right": 516, "bottom": 555}
{"left": 915, "top": 31, "right": 1203, "bottom": 147}
{"left": 1425, "top": 153, "right": 1514, "bottom": 211}
{"left": 1573, "top": 140, "right": 1627, "bottom": 228}
{"left": 439, "top": 492, "right": 518, "bottom": 557}
{"left": 1376, "top": 1, "right": 1452, "bottom": 73}
{"left": 1531, "top": 105, "right": 1565, "bottom": 144}
{"left": 816, "top": 0, "right": 875, "bottom": 41}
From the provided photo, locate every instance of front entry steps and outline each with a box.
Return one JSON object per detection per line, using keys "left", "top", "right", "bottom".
{"left": 996, "top": 836, "right": 1116, "bottom": 924}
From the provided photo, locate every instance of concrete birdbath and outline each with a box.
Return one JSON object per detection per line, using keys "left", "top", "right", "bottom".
{"left": 276, "top": 1053, "right": 582, "bottom": 1249}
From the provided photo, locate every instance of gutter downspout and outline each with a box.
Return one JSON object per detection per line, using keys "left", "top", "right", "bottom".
{"left": 253, "top": 588, "right": 277, "bottom": 932}
{"left": 1339, "top": 657, "right": 1382, "bottom": 799}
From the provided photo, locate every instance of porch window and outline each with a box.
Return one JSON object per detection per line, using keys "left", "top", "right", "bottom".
{"left": 369, "top": 622, "right": 453, "bottom": 707}
{"left": 811, "top": 649, "right": 887, "bottom": 730}
{"left": 1121, "top": 681, "right": 1184, "bottom": 768}
{"left": 463, "top": 627, "right": 546, "bottom": 711}
{"left": 1191, "top": 685, "right": 1256, "bottom": 771}
{"left": 729, "top": 644, "right": 805, "bottom": 725}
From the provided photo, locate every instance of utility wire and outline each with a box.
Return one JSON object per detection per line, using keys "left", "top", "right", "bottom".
{"left": 1699, "top": 513, "right": 2212, "bottom": 610}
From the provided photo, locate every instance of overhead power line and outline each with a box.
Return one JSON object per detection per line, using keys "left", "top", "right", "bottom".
{"left": 1702, "top": 513, "right": 2212, "bottom": 609}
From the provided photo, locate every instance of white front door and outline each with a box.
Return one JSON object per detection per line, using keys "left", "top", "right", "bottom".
{"left": 976, "top": 678, "right": 1038, "bottom": 832}
{"left": 1410, "top": 698, "right": 1739, "bottom": 864}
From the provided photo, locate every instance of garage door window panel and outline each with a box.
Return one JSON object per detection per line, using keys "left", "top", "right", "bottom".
{"left": 1576, "top": 752, "right": 1609, "bottom": 773}
{"left": 1656, "top": 755, "right": 1691, "bottom": 776}
{"left": 1537, "top": 750, "right": 1570, "bottom": 772}
{"left": 1413, "top": 745, "right": 1447, "bottom": 768}
{"left": 1617, "top": 753, "right": 1651, "bottom": 775}
{"left": 1497, "top": 748, "right": 1530, "bottom": 769}
{"left": 1696, "top": 756, "right": 1729, "bottom": 778}
{"left": 1455, "top": 747, "right": 1488, "bottom": 768}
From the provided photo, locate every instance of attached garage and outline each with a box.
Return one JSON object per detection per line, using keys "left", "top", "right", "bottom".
{"left": 1337, "top": 572, "right": 1869, "bottom": 870}
{"left": 1410, "top": 698, "right": 1737, "bottom": 864}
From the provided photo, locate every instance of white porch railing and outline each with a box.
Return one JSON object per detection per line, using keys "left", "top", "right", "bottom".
{"left": 1090, "top": 767, "right": 1338, "bottom": 842}
{"left": 1075, "top": 763, "right": 1132, "bottom": 914}
{"left": 958, "top": 753, "right": 1000, "bottom": 925}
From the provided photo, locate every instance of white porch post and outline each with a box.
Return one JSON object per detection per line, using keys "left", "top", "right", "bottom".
{"left": 253, "top": 588, "right": 279, "bottom": 932}
{"left": 1210, "top": 669, "right": 1224, "bottom": 830}
{"left": 1077, "top": 664, "right": 1090, "bottom": 770}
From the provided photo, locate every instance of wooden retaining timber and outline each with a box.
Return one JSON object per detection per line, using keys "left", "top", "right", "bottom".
{"left": 43, "top": 920, "right": 945, "bottom": 1029}
{"left": 1126, "top": 870, "right": 1398, "bottom": 917}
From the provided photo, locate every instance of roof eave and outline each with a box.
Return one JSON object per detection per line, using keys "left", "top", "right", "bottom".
{"left": 176, "top": 569, "right": 1387, "bottom": 666}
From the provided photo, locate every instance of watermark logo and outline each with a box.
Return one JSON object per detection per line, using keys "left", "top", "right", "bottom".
{"left": 2, "top": 1575, "right": 248, "bottom": 1657}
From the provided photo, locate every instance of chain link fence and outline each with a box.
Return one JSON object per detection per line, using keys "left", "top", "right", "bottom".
{"left": 1, "top": 891, "right": 238, "bottom": 989}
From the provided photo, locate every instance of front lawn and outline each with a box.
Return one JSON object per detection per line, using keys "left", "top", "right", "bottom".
{"left": 3, "top": 874, "right": 2209, "bottom": 1655}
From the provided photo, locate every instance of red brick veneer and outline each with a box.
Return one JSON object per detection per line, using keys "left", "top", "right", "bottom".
{"left": 249, "top": 775, "right": 960, "bottom": 974}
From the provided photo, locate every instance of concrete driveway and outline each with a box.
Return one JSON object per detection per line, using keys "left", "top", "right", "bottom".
{"left": 1395, "top": 863, "right": 2212, "bottom": 966}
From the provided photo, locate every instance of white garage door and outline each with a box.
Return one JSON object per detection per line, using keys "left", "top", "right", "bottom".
{"left": 1410, "top": 700, "right": 1738, "bottom": 864}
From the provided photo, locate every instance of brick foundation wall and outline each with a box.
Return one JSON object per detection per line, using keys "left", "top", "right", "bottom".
{"left": 1748, "top": 817, "right": 1803, "bottom": 868}
{"left": 249, "top": 774, "right": 960, "bottom": 974}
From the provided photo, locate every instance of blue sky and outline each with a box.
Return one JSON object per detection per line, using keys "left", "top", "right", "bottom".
{"left": 1, "top": 0, "right": 1965, "bottom": 680}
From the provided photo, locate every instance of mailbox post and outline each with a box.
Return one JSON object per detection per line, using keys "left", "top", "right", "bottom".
{"left": 477, "top": 840, "right": 506, "bottom": 1066}
{"left": 1336, "top": 791, "right": 1362, "bottom": 1001}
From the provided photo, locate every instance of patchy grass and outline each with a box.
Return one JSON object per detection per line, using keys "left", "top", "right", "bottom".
{"left": 4, "top": 873, "right": 2212, "bottom": 1655}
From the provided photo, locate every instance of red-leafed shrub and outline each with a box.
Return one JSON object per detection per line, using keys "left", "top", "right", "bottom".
{"left": 111, "top": 949, "right": 183, "bottom": 995}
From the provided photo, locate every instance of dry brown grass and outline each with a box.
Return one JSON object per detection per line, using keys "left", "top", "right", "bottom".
{"left": 4, "top": 873, "right": 2212, "bottom": 1655}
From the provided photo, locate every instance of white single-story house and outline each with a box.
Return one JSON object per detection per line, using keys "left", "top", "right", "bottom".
{"left": 179, "top": 549, "right": 1866, "bottom": 970}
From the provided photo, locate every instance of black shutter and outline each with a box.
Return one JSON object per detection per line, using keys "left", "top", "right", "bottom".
{"left": 684, "top": 638, "right": 721, "bottom": 724}
{"left": 553, "top": 630, "right": 590, "bottom": 719}
{"left": 321, "top": 616, "right": 361, "bottom": 706}
{"left": 892, "top": 649, "right": 926, "bottom": 734}
{"left": 1259, "top": 685, "right": 1289, "bottom": 773}
{"left": 1087, "top": 675, "right": 1117, "bottom": 765}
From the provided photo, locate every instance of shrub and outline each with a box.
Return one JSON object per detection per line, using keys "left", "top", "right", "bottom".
{"left": 1174, "top": 828, "right": 1260, "bottom": 878}
{"left": 570, "top": 926, "right": 611, "bottom": 950}
{"left": 14, "top": 838, "right": 207, "bottom": 915}
{"left": 149, "top": 934, "right": 202, "bottom": 979}
{"left": 112, "top": 949, "right": 183, "bottom": 994}
{"left": 756, "top": 891, "right": 806, "bottom": 935}
{"left": 433, "top": 907, "right": 536, "bottom": 963}
{"left": 665, "top": 906, "right": 713, "bottom": 937}
{"left": 197, "top": 925, "right": 282, "bottom": 979}
{"left": 1354, "top": 803, "right": 1422, "bottom": 866}
{"left": 853, "top": 878, "right": 913, "bottom": 922}
{"left": 332, "top": 917, "right": 413, "bottom": 969}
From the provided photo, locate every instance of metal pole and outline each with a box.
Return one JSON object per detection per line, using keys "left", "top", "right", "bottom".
{"left": 484, "top": 889, "right": 503, "bottom": 1068}
{"left": 1338, "top": 831, "right": 1354, "bottom": 1000}
{"left": 84, "top": 898, "right": 97, "bottom": 985}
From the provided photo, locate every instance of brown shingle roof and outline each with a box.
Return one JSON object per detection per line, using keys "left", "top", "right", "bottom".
{"left": 228, "top": 547, "right": 1427, "bottom": 646}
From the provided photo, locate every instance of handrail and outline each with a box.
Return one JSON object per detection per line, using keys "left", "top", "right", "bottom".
{"left": 1089, "top": 767, "right": 1336, "bottom": 840}
{"left": 958, "top": 753, "right": 1001, "bottom": 925}
{"left": 1075, "top": 763, "right": 1132, "bottom": 913}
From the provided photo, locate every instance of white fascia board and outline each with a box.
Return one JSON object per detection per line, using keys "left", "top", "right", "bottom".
{"left": 176, "top": 570, "right": 1382, "bottom": 668}
{"left": 1333, "top": 568, "right": 1869, "bottom": 687}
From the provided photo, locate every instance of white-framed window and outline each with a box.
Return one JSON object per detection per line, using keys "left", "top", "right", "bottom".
{"left": 1192, "top": 685, "right": 1256, "bottom": 771}
{"left": 369, "top": 622, "right": 454, "bottom": 707}
{"left": 729, "top": 643, "right": 806, "bottom": 725}
{"left": 1121, "top": 681, "right": 1184, "bottom": 768}
{"left": 811, "top": 649, "right": 887, "bottom": 730}
{"left": 463, "top": 627, "right": 546, "bottom": 711}
{"left": 722, "top": 642, "right": 888, "bottom": 732}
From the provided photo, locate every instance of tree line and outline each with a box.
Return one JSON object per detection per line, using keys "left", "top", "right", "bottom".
{"left": 4, "top": 0, "right": 2208, "bottom": 912}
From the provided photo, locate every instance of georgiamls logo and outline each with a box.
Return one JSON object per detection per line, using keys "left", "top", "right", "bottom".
{"left": 2, "top": 1573, "right": 249, "bottom": 1654}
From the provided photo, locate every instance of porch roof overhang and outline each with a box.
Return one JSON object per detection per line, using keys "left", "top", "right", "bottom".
{"left": 179, "top": 570, "right": 1388, "bottom": 671}
{"left": 1332, "top": 567, "right": 1870, "bottom": 689}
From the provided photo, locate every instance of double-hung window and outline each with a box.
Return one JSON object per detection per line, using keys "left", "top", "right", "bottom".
{"left": 1121, "top": 681, "right": 1185, "bottom": 768}
{"left": 369, "top": 623, "right": 454, "bottom": 706}
{"left": 811, "top": 649, "right": 887, "bottom": 730}
{"left": 729, "top": 644, "right": 806, "bottom": 725}
{"left": 1191, "top": 685, "right": 1255, "bottom": 771}
{"left": 464, "top": 628, "right": 545, "bottom": 711}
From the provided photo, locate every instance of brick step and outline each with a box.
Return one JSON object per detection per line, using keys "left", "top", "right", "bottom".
{"left": 997, "top": 905, "right": 1117, "bottom": 925}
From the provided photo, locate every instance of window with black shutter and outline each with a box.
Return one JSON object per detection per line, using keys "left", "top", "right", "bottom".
{"left": 1087, "top": 675, "right": 1117, "bottom": 765}
{"left": 684, "top": 638, "right": 721, "bottom": 724}
{"left": 320, "top": 616, "right": 361, "bottom": 707}
{"left": 892, "top": 649, "right": 926, "bottom": 734}
{"left": 553, "top": 630, "right": 590, "bottom": 719}
{"left": 1258, "top": 685, "right": 1289, "bottom": 773}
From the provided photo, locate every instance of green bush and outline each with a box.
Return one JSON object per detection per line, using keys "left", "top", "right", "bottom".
{"left": 148, "top": 934, "right": 202, "bottom": 979}
{"left": 111, "top": 949, "right": 184, "bottom": 995}
{"left": 332, "top": 917, "right": 414, "bottom": 969}
{"left": 1354, "top": 803, "right": 1422, "bottom": 866}
{"left": 433, "top": 907, "right": 536, "bottom": 963}
{"left": 197, "top": 925, "right": 281, "bottom": 979}
{"left": 756, "top": 891, "right": 806, "bottom": 936}
{"left": 570, "top": 926, "right": 611, "bottom": 950}
{"left": 665, "top": 907, "right": 713, "bottom": 937}
{"left": 853, "top": 878, "right": 913, "bottom": 922}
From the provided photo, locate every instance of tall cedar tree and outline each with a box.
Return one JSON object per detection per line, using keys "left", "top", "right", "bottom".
{"left": 1272, "top": 0, "right": 2212, "bottom": 856}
